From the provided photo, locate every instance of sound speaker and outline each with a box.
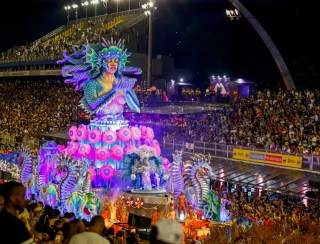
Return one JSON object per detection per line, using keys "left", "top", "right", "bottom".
{"left": 128, "top": 213, "right": 151, "bottom": 228}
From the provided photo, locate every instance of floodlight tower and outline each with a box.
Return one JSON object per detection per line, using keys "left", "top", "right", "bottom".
{"left": 142, "top": 1, "right": 155, "bottom": 88}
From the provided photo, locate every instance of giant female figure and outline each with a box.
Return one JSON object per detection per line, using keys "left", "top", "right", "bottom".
{"left": 58, "top": 38, "right": 141, "bottom": 118}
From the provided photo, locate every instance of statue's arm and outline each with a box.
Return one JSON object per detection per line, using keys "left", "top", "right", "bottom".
{"left": 83, "top": 81, "right": 115, "bottom": 110}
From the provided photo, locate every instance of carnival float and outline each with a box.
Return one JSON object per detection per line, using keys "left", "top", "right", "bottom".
{"left": 8, "top": 38, "right": 231, "bottom": 236}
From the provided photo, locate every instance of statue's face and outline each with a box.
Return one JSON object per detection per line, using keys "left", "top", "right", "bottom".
{"left": 107, "top": 59, "right": 118, "bottom": 74}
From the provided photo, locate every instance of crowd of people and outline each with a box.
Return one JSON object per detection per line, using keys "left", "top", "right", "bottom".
{"left": 0, "top": 17, "right": 125, "bottom": 64}
{"left": 208, "top": 183, "right": 320, "bottom": 243}
{"left": 1, "top": 180, "right": 320, "bottom": 244}
{"left": 1, "top": 75, "right": 320, "bottom": 156}
{"left": 128, "top": 88, "right": 320, "bottom": 155}
{"left": 0, "top": 181, "right": 185, "bottom": 244}
{"left": 0, "top": 79, "right": 81, "bottom": 148}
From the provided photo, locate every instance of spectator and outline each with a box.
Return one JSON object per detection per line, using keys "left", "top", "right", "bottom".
{"left": 0, "top": 181, "right": 33, "bottom": 244}
{"left": 69, "top": 215, "right": 110, "bottom": 244}
{"left": 149, "top": 219, "right": 183, "bottom": 244}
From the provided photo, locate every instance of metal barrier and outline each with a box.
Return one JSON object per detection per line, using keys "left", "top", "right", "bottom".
{"left": 162, "top": 139, "right": 320, "bottom": 172}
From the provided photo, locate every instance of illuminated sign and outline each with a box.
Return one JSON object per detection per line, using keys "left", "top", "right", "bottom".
{"left": 233, "top": 148, "right": 302, "bottom": 169}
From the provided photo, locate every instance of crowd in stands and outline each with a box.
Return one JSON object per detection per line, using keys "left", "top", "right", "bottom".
{"left": 0, "top": 79, "right": 81, "bottom": 148}
{"left": 0, "top": 181, "right": 144, "bottom": 244}
{"left": 1, "top": 75, "right": 320, "bottom": 156}
{"left": 1, "top": 180, "right": 320, "bottom": 243}
{"left": 1, "top": 18, "right": 122, "bottom": 63}
{"left": 208, "top": 182, "right": 320, "bottom": 243}
{"left": 129, "top": 88, "right": 320, "bottom": 155}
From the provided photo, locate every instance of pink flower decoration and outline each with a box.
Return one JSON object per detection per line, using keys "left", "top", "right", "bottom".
{"left": 76, "top": 125, "right": 88, "bottom": 141}
{"left": 100, "top": 165, "right": 115, "bottom": 180}
{"left": 57, "top": 145, "right": 66, "bottom": 153}
{"left": 110, "top": 145, "right": 124, "bottom": 161}
{"left": 88, "top": 129, "right": 101, "bottom": 143}
{"left": 67, "top": 141, "right": 79, "bottom": 155}
{"left": 102, "top": 130, "right": 117, "bottom": 145}
{"left": 77, "top": 144, "right": 91, "bottom": 156}
{"left": 125, "top": 145, "right": 137, "bottom": 154}
{"left": 130, "top": 126, "right": 141, "bottom": 140}
{"left": 146, "top": 127, "right": 155, "bottom": 140}
{"left": 140, "top": 126, "right": 148, "bottom": 140}
{"left": 68, "top": 126, "right": 78, "bottom": 141}
{"left": 118, "top": 127, "right": 132, "bottom": 142}
{"left": 95, "top": 147, "right": 110, "bottom": 161}
{"left": 153, "top": 144, "right": 161, "bottom": 157}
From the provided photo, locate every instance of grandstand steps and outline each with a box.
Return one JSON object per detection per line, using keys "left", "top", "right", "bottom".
{"left": 31, "top": 25, "right": 67, "bottom": 50}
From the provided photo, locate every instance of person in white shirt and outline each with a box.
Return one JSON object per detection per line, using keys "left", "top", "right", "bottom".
{"left": 69, "top": 215, "right": 110, "bottom": 244}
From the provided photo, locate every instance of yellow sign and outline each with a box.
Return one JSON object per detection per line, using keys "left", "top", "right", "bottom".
{"left": 233, "top": 148, "right": 302, "bottom": 169}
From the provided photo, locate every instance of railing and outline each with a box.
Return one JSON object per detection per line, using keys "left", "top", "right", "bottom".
{"left": 0, "top": 9, "right": 144, "bottom": 65}
{"left": 31, "top": 25, "right": 67, "bottom": 48}
{"left": 120, "top": 13, "right": 147, "bottom": 30}
{"left": 162, "top": 139, "right": 320, "bottom": 172}
{"left": 68, "top": 8, "right": 143, "bottom": 27}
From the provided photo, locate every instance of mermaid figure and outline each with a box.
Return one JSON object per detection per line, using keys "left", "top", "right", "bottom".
{"left": 58, "top": 38, "right": 141, "bottom": 120}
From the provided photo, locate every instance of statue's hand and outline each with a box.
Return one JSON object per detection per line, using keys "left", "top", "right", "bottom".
{"left": 113, "top": 76, "right": 136, "bottom": 91}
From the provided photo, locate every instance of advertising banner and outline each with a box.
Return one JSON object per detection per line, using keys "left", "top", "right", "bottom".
{"left": 233, "top": 148, "right": 302, "bottom": 169}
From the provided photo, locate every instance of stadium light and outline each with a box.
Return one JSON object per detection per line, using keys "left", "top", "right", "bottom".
{"left": 226, "top": 8, "right": 241, "bottom": 20}
{"left": 91, "top": 0, "right": 99, "bottom": 19}
{"left": 101, "top": 0, "right": 109, "bottom": 14}
{"left": 81, "top": 1, "right": 89, "bottom": 19}
{"left": 115, "top": 0, "right": 120, "bottom": 13}
{"left": 64, "top": 5, "right": 71, "bottom": 24}
{"left": 143, "top": 1, "right": 155, "bottom": 88}
{"left": 72, "top": 4, "right": 79, "bottom": 21}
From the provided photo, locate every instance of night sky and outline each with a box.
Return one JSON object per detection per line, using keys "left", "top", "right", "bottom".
{"left": 0, "top": 0, "right": 319, "bottom": 89}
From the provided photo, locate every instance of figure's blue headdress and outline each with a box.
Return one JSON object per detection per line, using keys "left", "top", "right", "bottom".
{"left": 57, "top": 38, "right": 141, "bottom": 91}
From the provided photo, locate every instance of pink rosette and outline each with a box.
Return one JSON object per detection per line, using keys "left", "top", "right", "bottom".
{"left": 125, "top": 145, "right": 137, "bottom": 154}
{"left": 76, "top": 125, "right": 88, "bottom": 141}
{"left": 110, "top": 145, "right": 124, "bottom": 161}
{"left": 77, "top": 144, "right": 91, "bottom": 156}
{"left": 66, "top": 141, "right": 79, "bottom": 155}
{"left": 102, "top": 130, "right": 117, "bottom": 145}
{"left": 68, "top": 126, "right": 78, "bottom": 141}
{"left": 100, "top": 165, "right": 115, "bottom": 180}
{"left": 88, "top": 129, "right": 101, "bottom": 144}
{"left": 130, "top": 126, "right": 141, "bottom": 140}
{"left": 150, "top": 145, "right": 161, "bottom": 157}
{"left": 149, "top": 147, "right": 157, "bottom": 157}
{"left": 95, "top": 147, "right": 110, "bottom": 161}
{"left": 118, "top": 127, "right": 132, "bottom": 142}
{"left": 146, "top": 127, "right": 155, "bottom": 140}
{"left": 140, "top": 126, "right": 148, "bottom": 140}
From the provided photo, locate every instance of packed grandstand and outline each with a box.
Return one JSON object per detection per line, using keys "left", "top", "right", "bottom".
{"left": 1, "top": 5, "right": 320, "bottom": 244}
